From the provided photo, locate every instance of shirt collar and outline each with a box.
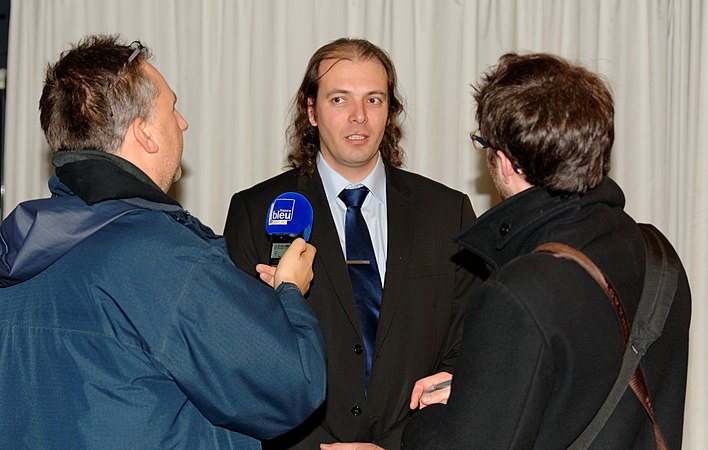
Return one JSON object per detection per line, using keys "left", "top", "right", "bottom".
{"left": 317, "top": 152, "right": 386, "bottom": 207}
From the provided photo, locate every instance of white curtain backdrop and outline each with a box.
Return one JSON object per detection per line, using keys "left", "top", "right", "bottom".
{"left": 4, "top": 1, "right": 706, "bottom": 447}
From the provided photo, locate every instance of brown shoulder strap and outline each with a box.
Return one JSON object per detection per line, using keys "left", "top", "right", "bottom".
{"left": 534, "top": 242, "right": 668, "bottom": 450}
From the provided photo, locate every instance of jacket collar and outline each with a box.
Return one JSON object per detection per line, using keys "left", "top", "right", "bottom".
{"left": 52, "top": 150, "right": 180, "bottom": 206}
{"left": 455, "top": 177, "right": 625, "bottom": 270}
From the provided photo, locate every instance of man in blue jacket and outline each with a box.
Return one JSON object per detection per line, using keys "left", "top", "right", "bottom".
{"left": 0, "top": 35, "right": 326, "bottom": 449}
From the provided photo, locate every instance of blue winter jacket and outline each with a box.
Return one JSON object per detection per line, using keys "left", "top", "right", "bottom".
{"left": 0, "top": 151, "right": 326, "bottom": 449}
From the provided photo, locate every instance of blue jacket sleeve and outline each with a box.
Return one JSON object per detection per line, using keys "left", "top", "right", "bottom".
{"left": 153, "top": 244, "right": 326, "bottom": 439}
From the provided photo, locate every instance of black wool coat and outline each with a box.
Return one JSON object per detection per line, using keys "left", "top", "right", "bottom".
{"left": 402, "top": 177, "right": 691, "bottom": 450}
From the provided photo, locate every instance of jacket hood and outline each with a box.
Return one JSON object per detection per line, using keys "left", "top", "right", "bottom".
{"left": 0, "top": 151, "right": 182, "bottom": 287}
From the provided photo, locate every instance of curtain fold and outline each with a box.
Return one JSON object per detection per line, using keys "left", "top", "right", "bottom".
{"left": 5, "top": 1, "right": 706, "bottom": 447}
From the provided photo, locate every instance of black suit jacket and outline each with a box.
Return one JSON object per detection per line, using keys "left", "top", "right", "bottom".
{"left": 224, "top": 164, "right": 480, "bottom": 449}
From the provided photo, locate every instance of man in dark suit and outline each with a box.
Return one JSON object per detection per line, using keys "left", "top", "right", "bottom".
{"left": 224, "top": 38, "right": 480, "bottom": 449}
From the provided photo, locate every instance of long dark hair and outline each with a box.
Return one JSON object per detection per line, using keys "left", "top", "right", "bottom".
{"left": 286, "top": 37, "right": 405, "bottom": 176}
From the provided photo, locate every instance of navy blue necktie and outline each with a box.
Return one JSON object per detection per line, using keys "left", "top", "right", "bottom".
{"left": 339, "top": 187, "right": 382, "bottom": 389}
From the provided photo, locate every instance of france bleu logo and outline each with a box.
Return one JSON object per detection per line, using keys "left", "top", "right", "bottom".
{"left": 268, "top": 198, "right": 295, "bottom": 225}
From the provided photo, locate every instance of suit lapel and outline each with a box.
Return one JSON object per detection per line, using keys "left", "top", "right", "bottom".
{"left": 297, "top": 172, "right": 364, "bottom": 340}
{"left": 375, "top": 166, "right": 414, "bottom": 351}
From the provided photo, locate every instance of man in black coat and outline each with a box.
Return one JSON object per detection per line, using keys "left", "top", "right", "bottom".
{"left": 224, "top": 38, "right": 480, "bottom": 449}
{"left": 402, "top": 53, "right": 691, "bottom": 449}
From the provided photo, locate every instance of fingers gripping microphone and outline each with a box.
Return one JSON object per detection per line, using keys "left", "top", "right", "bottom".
{"left": 265, "top": 192, "right": 313, "bottom": 265}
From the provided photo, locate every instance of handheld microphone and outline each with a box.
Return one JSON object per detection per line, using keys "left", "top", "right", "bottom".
{"left": 265, "top": 192, "right": 314, "bottom": 265}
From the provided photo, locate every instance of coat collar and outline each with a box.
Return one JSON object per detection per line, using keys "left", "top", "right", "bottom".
{"left": 52, "top": 150, "right": 180, "bottom": 206}
{"left": 455, "top": 177, "right": 626, "bottom": 270}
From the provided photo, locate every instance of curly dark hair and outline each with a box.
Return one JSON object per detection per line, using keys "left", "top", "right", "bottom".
{"left": 286, "top": 37, "right": 405, "bottom": 176}
{"left": 474, "top": 52, "right": 614, "bottom": 193}
{"left": 39, "top": 34, "right": 157, "bottom": 153}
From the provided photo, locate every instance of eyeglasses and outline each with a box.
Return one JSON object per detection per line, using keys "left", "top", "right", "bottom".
{"left": 126, "top": 41, "right": 146, "bottom": 66}
{"left": 109, "top": 41, "right": 146, "bottom": 118}
{"left": 470, "top": 130, "right": 491, "bottom": 151}
{"left": 472, "top": 129, "right": 524, "bottom": 174}
{"left": 111, "top": 41, "right": 146, "bottom": 86}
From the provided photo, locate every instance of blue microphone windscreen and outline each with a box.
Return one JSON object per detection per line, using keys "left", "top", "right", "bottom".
{"left": 265, "top": 192, "right": 313, "bottom": 241}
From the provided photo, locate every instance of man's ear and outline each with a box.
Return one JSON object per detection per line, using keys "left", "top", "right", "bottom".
{"left": 496, "top": 150, "right": 517, "bottom": 184}
{"left": 131, "top": 117, "right": 159, "bottom": 154}
{"left": 307, "top": 97, "right": 318, "bottom": 127}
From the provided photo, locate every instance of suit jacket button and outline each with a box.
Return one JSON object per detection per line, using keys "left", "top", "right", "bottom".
{"left": 351, "top": 406, "right": 362, "bottom": 416}
{"left": 354, "top": 344, "right": 364, "bottom": 355}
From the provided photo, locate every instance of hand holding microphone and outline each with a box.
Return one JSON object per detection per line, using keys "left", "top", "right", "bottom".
{"left": 256, "top": 238, "right": 316, "bottom": 294}
{"left": 265, "top": 192, "right": 313, "bottom": 265}
{"left": 258, "top": 192, "right": 315, "bottom": 294}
